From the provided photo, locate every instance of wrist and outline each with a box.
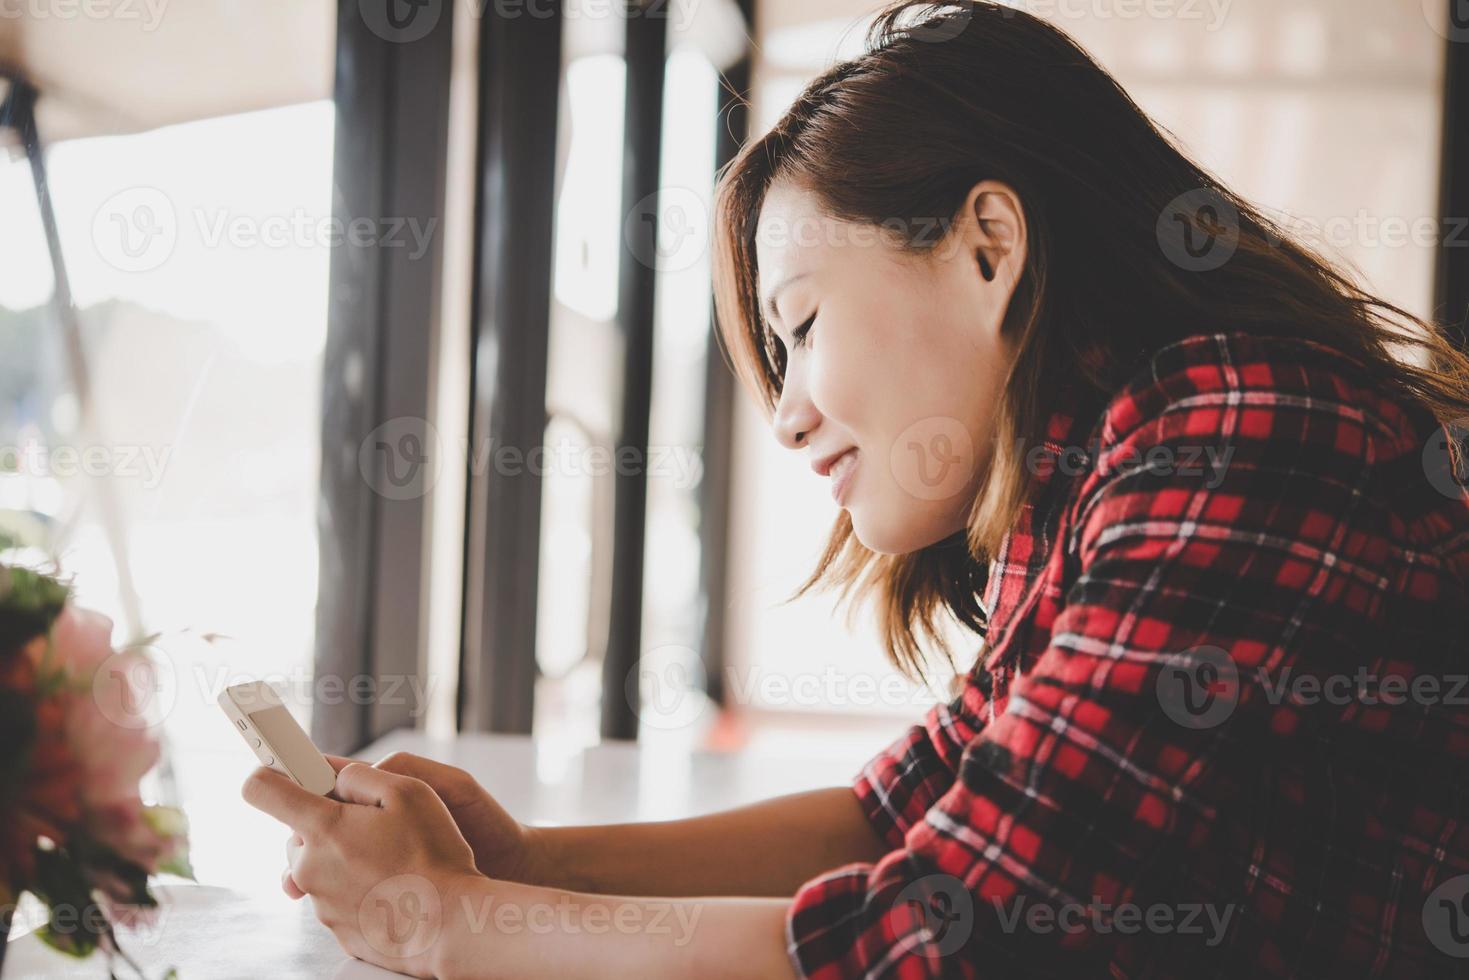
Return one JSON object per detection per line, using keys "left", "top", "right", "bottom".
{"left": 520, "top": 823, "right": 584, "bottom": 891}
{"left": 519, "top": 823, "right": 550, "bottom": 885}
{"left": 427, "top": 871, "right": 493, "bottom": 980}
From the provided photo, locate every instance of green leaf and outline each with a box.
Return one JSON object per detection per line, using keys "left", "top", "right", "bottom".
{"left": 142, "top": 805, "right": 195, "bottom": 880}
{"left": 140, "top": 804, "right": 188, "bottom": 839}
{"left": 29, "top": 843, "right": 107, "bottom": 954}
{"left": 71, "top": 838, "right": 156, "bottom": 907}
{"left": 0, "top": 687, "right": 38, "bottom": 806}
{"left": 157, "top": 852, "right": 195, "bottom": 881}
{"left": 0, "top": 562, "right": 72, "bottom": 657}
{"left": 0, "top": 511, "right": 51, "bottom": 552}
{"left": 37, "top": 920, "right": 100, "bottom": 958}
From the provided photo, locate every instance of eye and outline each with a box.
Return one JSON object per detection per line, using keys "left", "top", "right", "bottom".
{"left": 791, "top": 313, "right": 816, "bottom": 350}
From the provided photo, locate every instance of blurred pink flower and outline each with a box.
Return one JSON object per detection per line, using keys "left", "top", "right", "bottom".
{"left": 49, "top": 605, "right": 175, "bottom": 872}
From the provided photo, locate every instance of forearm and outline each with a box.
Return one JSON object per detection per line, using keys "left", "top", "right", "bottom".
{"left": 526, "top": 786, "right": 887, "bottom": 897}
{"left": 432, "top": 876, "right": 797, "bottom": 980}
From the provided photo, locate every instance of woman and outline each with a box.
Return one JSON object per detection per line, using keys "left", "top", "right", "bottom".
{"left": 244, "top": 2, "right": 1469, "bottom": 976}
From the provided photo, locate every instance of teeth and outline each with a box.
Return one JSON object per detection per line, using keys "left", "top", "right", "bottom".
{"left": 830, "top": 451, "right": 855, "bottom": 479}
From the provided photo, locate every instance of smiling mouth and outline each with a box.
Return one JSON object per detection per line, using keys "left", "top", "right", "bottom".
{"left": 829, "top": 449, "right": 859, "bottom": 504}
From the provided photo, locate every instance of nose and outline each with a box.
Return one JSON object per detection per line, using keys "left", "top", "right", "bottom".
{"left": 772, "top": 358, "right": 821, "bottom": 451}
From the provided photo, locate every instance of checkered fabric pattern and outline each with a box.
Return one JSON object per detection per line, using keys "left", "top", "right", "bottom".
{"left": 785, "top": 331, "right": 1469, "bottom": 979}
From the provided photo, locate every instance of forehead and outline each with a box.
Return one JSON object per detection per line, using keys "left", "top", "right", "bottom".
{"left": 753, "top": 181, "right": 828, "bottom": 282}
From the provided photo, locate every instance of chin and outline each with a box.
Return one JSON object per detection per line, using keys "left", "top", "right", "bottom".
{"left": 848, "top": 507, "right": 929, "bottom": 556}
{"left": 850, "top": 498, "right": 968, "bottom": 556}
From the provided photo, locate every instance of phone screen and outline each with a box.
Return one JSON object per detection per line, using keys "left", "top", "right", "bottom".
{"left": 247, "top": 704, "right": 317, "bottom": 763}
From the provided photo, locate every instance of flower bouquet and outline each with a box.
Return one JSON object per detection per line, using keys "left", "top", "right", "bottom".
{"left": 0, "top": 555, "right": 190, "bottom": 977}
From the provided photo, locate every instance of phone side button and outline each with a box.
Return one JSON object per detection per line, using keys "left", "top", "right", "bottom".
{"left": 251, "top": 738, "right": 262, "bottom": 749}
{"left": 262, "top": 755, "right": 275, "bottom": 766}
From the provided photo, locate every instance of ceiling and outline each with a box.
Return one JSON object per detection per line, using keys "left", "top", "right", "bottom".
{"left": 0, "top": 1, "right": 334, "bottom": 150}
{"left": 0, "top": 0, "right": 747, "bottom": 154}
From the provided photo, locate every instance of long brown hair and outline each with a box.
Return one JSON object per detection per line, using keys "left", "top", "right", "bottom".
{"left": 711, "top": 0, "right": 1469, "bottom": 682}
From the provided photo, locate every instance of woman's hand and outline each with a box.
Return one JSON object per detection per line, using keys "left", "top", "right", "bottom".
{"left": 244, "top": 761, "right": 482, "bottom": 978}
{"left": 250, "top": 759, "right": 804, "bottom": 979}
{"left": 282, "top": 752, "right": 542, "bottom": 901}
{"left": 360, "top": 751, "right": 542, "bottom": 884}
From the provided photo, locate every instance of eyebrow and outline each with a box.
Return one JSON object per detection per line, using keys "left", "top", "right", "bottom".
{"left": 759, "top": 271, "right": 811, "bottom": 327}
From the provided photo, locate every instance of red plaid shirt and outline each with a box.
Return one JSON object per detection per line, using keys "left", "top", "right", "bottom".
{"left": 786, "top": 331, "right": 1469, "bottom": 978}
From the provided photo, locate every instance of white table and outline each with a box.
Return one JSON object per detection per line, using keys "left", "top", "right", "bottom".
{"left": 4, "top": 731, "right": 872, "bottom": 978}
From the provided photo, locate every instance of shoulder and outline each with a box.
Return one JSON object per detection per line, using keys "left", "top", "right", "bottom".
{"left": 1063, "top": 331, "right": 1424, "bottom": 590}
{"left": 1093, "top": 330, "right": 1427, "bottom": 466}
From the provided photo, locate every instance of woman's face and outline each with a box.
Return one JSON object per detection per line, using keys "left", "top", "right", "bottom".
{"left": 755, "top": 178, "right": 1026, "bottom": 555}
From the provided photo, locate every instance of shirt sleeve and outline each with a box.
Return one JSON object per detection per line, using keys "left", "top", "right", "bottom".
{"left": 851, "top": 687, "right": 987, "bottom": 850}
{"left": 786, "top": 364, "right": 1391, "bottom": 978}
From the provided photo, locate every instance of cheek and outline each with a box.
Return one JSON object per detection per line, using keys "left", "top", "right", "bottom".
{"left": 857, "top": 371, "right": 996, "bottom": 547}
{"left": 807, "top": 304, "right": 921, "bottom": 422}
{"left": 805, "top": 338, "right": 876, "bottom": 428}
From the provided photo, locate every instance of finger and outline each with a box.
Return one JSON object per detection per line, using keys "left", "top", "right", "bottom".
{"left": 286, "top": 833, "right": 302, "bottom": 866}
{"left": 372, "top": 751, "right": 471, "bottom": 797}
{"left": 242, "top": 766, "right": 338, "bottom": 838}
{"left": 333, "top": 761, "right": 421, "bottom": 808}
{"left": 281, "top": 868, "right": 305, "bottom": 900}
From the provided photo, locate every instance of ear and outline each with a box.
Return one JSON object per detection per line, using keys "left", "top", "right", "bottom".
{"left": 958, "top": 180, "right": 1026, "bottom": 291}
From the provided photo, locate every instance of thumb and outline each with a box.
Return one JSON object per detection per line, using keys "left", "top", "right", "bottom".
{"left": 324, "top": 753, "right": 359, "bottom": 773}
{"left": 322, "top": 754, "right": 364, "bottom": 803}
{"left": 242, "top": 766, "right": 338, "bottom": 839}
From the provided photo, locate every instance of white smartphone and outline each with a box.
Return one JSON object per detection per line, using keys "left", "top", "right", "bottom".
{"left": 218, "top": 681, "right": 337, "bottom": 796}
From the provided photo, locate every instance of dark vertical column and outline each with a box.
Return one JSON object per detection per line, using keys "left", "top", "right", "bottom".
{"left": 698, "top": 0, "right": 755, "bottom": 709}
{"left": 600, "top": 3, "right": 669, "bottom": 740}
{"left": 1436, "top": 2, "right": 1469, "bottom": 352}
{"left": 457, "top": 1, "right": 563, "bottom": 734}
{"left": 315, "top": 0, "right": 453, "bottom": 753}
